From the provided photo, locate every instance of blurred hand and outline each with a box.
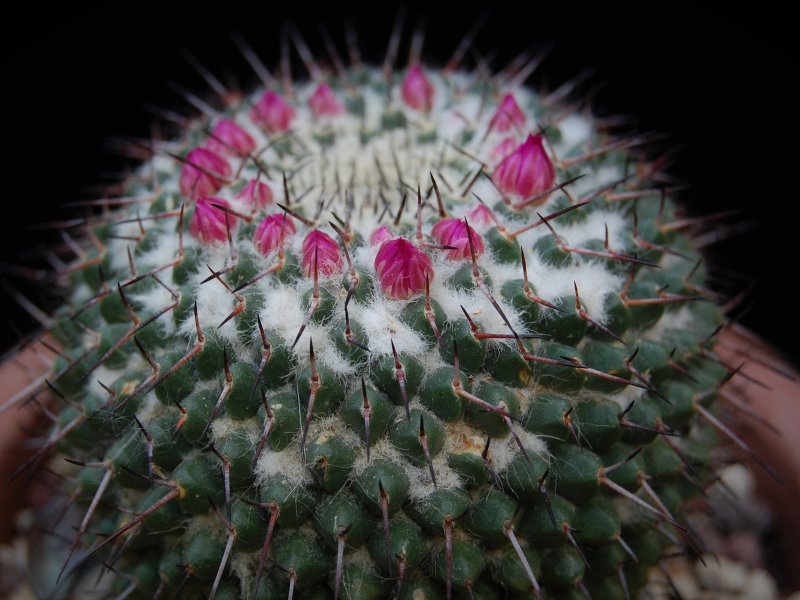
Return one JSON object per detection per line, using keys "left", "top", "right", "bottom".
{"left": 0, "top": 340, "right": 55, "bottom": 541}
{"left": 715, "top": 325, "right": 800, "bottom": 589}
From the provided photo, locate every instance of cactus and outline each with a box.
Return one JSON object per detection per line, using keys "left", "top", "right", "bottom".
{"left": 2, "top": 21, "right": 777, "bottom": 600}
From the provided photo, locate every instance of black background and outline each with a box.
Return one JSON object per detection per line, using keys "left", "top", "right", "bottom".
{"left": 0, "top": 2, "right": 795, "bottom": 362}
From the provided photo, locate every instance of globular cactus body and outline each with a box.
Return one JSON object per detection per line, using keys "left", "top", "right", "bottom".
{"left": 29, "top": 27, "right": 735, "bottom": 600}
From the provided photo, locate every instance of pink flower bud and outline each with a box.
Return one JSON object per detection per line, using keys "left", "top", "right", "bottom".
{"left": 370, "top": 226, "right": 393, "bottom": 247}
{"left": 253, "top": 213, "right": 296, "bottom": 255}
{"left": 374, "top": 238, "right": 434, "bottom": 299}
{"left": 179, "top": 147, "right": 231, "bottom": 199}
{"left": 251, "top": 90, "right": 296, "bottom": 132}
{"left": 431, "top": 218, "right": 485, "bottom": 261}
{"left": 494, "top": 134, "right": 556, "bottom": 198}
{"left": 235, "top": 180, "right": 273, "bottom": 211}
{"left": 467, "top": 203, "right": 494, "bottom": 227}
{"left": 309, "top": 83, "right": 344, "bottom": 117}
{"left": 302, "top": 230, "right": 342, "bottom": 277}
{"left": 401, "top": 65, "right": 434, "bottom": 112}
{"left": 190, "top": 197, "right": 237, "bottom": 244}
{"left": 207, "top": 118, "right": 256, "bottom": 156}
{"left": 489, "top": 93, "right": 526, "bottom": 133}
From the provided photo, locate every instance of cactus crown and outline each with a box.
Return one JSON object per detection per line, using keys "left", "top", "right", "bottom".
{"left": 17, "top": 23, "right": 741, "bottom": 600}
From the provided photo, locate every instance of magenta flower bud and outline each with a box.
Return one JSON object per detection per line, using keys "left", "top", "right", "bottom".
{"left": 431, "top": 218, "right": 485, "bottom": 261}
{"left": 302, "top": 230, "right": 343, "bottom": 277}
{"left": 207, "top": 118, "right": 256, "bottom": 156}
{"left": 190, "top": 197, "right": 237, "bottom": 244}
{"left": 179, "top": 147, "right": 231, "bottom": 199}
{"left": 494, "top": 134, "right": 556, "bottom": 199}
{"left": 236, "top": 180, "right": 273, "bottom": 211}
{"left": 309, "top": 83, "right": 344, "bottom": 117}
{"left": 253, "top": 213, "right": 296, "bottom": 255}
{"left": 489, "top": 93, "right": 526, "bottom": 133}
{"left": 251, "top": 90, "right": 296, "bottom": 132}
{"left": 370, "top": 225, "right": 393, "bottom": 247}
{"left": 401, "top": 65, "right": 434, "bottom": 112}
{"left": 374, "top": 237, "right": 434, "bottom": 299}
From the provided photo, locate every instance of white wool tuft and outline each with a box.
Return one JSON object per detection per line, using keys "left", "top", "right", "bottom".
{"left": 349, "top": 294, "right": 427, "bottom": 359}
{"left": 351, "top": 437, "right": 405, "bottom": 477}
{"left": 210, "top": 416, "right": 262, "bottom": 447}
{"left": 571, "top": 165, "right": 624, "bottom": 198}
{"left": 405, "top": 454, "right": 463, "bottom": 501}
{"left": 308, "top": 324, "right": 353, "bottom": 374}
{"left": 491, "top": 427, "right": 549, "bottom": 474}
{"left": 516, "top": 250, "right": 622, "bottom": 323}
{"left": 256, "top": 285, "right": 306, "bottom": 347}
{"left": 151, "top": 155, "right": 175, "bottom": 174}
{"left": 136, "top": 228, "right": 183, "bottom": 274}
{"left": 175, "top": 247, "right": 238, "bottom": 340}
{"left": 254, "top": 445, "right": 309, "bottom": 487}
{"left": 469, "top": 177, "right": 503, "bottom": 208}
{"left": 105, "top": 222, "right": 148, "bottom": 274}
{"left": 556, "top": 114, "right": 593, "bottom": 152}
{"left": 129, "top": 284, "right": 177, "bottom": 336}
{"left": 561, "top": 208, "right": 629, "bottom": 249}
{"left": 442, "top": 422, "right": 487, "bottom": 457}
{"left": 307, "top": 415, "right": 362, "bottom": 456}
